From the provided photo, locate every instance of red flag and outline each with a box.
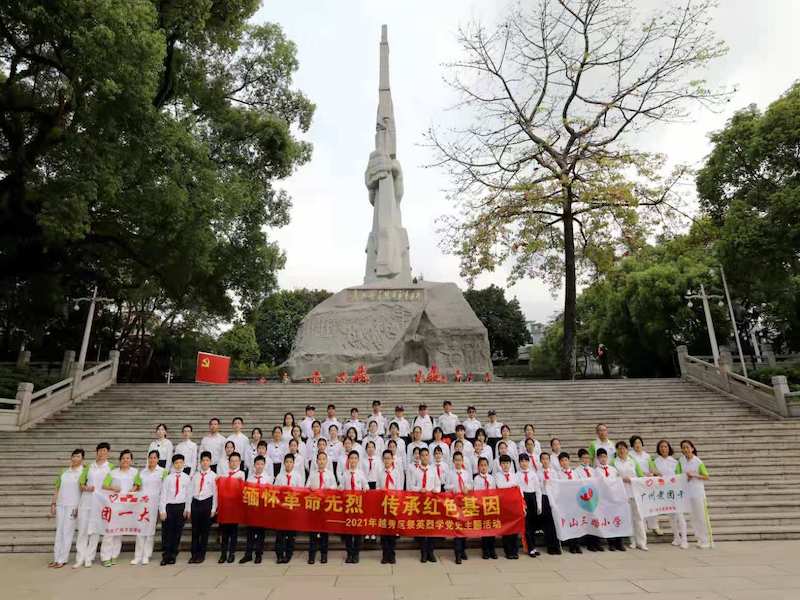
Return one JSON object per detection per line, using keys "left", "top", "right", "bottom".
{"left": 195, "top": 352, "right": 230, "bottom": 384}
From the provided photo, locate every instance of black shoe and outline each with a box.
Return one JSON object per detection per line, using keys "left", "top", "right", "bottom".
{"left": 427, "top": 553, "right": 437, "bottom": 563}
{"left": 239, "top": 555, "right": 252, "bottom": 564}
{"left": 455, "top": 555, "right": 462, "bottom": 564}
{"left": 547, "top": 548, "right": 562, "bottom": 555}
{"left": 490, "top": 551, "right": 498, "bottom": 559}
{"left": 595, "top": 545, "right": 605, "bottom": 552}
{"left": 345, "top": 555, "right": 353, "bottom": 564}
{"left": 389, "top": 556, "right": 396, "bottom": 564}
{"left": 188, "top": 557, "right": 197, "bottom": 564}
{"left": 574, "top": 547, "right": 583, "bottom": 554}
{"left": 380, "top": 557, "right": 388, "bottom": 564}
{"left": 608, "top": 544, "right": 617, "bottom": 551}
{"left": 308, "top": 553, "right": 315, "bottom": 565}
{"left": 320, "top": 553, "right": 328, "bottom": 564}
{"left": 196, "top": 556, "right": 205, "bottom": 564}
{"left": 420, "top": 553, "right": 427, "bottom": 563}
{"left": 227, "top": 554, "right": 235, "bottom": 563}
{"left": 218, "top": 554, "right": 227, "bottom": 564}
{"left": 254, "top": 555, "right": 262, "bottom": 564}
{"left": 168, "top": 558, "right": 176, "bottom": 565}
{"left": 160, "top": 558, "right": 169, "bottom": 566}
{"left": 510, "top": 554, "right": 519, "bottom": 559}
{"left": 353, "top": 554, "right": 359, "bottom": 564}
{"left": 460, "top": 552, "right": 468, "bottom": 560}
{"left": 482, "top": 552, "right": 490, "bottom": 560}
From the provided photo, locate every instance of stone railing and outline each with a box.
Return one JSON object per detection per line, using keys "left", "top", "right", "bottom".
{"left": 677, "top": 345, "right": 798, "bottom": 418}
{"left": 0, "top": 350, "right": 120, "bottom": 431}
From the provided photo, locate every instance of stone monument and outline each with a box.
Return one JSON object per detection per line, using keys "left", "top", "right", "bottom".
{"left": 284, "top": 26, "right": 492, "bottom": 382}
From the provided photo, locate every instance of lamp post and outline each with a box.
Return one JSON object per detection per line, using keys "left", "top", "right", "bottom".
{"left": 686, "top": 284, "right": 724, "bottom": 367}
{"left": 711, "top": 266, "right": 748, "bottom": 378}
{"left": 72, "top": 286, "right": 113, "bottom": 396}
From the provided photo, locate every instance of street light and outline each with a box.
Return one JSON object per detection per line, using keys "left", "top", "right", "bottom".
{"left": 72, "top": 286, "right": 113, "bottom": 395}
{"left": 685, "top": 283, "right": 722, "bottom": 367}
{"left": 710, "top": 266, "right": 748, "bottom": 378}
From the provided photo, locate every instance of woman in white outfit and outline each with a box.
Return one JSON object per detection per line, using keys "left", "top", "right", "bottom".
{"left": 650, "top": 439, "right": 688, "bottom": 549}
{"left": 131, "top": 449, "right": 166, "bottom": 564}
{"left": 679, "top": 439, "right": 713, "bottom": 549}
{"left": 100, "top": 449, "right": 139, "bottom": 566}
{"left": 613, "top": 441, "right": 648, "bottom": 551}
{"left": 629, "top": 435, "right": 662, "bottom": 535}
{"left": 50, "top": 449, "right": 85, "bottom": 568}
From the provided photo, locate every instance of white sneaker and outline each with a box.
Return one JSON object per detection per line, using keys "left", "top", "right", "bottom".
{"left": 653, "top": 527, "right": 663, "bottom": 536}
{"left": 671, "top": 539, "right": 681, "bottom": 546}
{"left": 698, "top": 543, "right": 711, "bottom": 550}
{"left": 628, "top": 544, "right": 636, "bottom": 550}
{"left": 141, "top": 558, "right": 149, "bottom": 565}
{"left": 639, "top": 545, "right": 649, "bottom": 551}
{"left": 680, "top": 542, "right": 689, "bottom": 549}
{"left": 130, "top": 559, "right": 140, "bottom": 565}
{"left": 84, "top": 561, "right": 92, "bottom": 568}
{"left": 72, "top": 563, "right": 82, "bottom": 569}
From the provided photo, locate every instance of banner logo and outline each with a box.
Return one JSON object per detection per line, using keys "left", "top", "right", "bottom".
{"left": 577, "top": 485, "right": 599, "bottom": 512}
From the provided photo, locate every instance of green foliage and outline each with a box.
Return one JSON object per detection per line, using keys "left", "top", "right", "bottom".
{"left": 749, "top": 365, "right": 800, "bottom": 391}
{"left": 0, "top": 1, "right": 314, "bottom": 371}
{"left": 216, "top": 323, "right": 259, "bottom": 364}
{"left": 251, "top": 289, "right": 332, "bottom": 365}
{"left": 0, "top": 367, "right": 61, "bottom": 399}
{"left": 528, "top": 320, "right": 565, "bottom": 378}
{"left": 463, "top": 285, "right": 531, "bottom": 362}
{"left": 696, "top": 82, "right": 800, "bottom": 349}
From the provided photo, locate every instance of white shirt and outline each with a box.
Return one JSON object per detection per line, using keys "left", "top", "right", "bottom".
{"left": 299, "top": 416, "right": 316, "bottom": 439}
{"left": 538, "top": 467, "right": 556, "bottom": 494}
{"left": 246, "top": 470, "right": 274, "bottom": 486}
{"left": 386, "top": 435, "right": 406, "bottom": 457}
{"left": 429, "top": 440, "right": 450, "bottom": 462}
{"left": 55, "top": 466, "right": 83, "bottom": 506}
{"left": 376, "top": 463, "right": 405, "bottom": 490}
{"left": 679, "top": 455, "right": 708, "bottom": 499}
{"left": 388, "top": 416, "right": 411, "bottom": 437}
{"left": 437, "top": 412, "right": 459, "bottom": 435}
{"left": 306, "top": 468, "right": 337, "bottom": 489}
{"left": 518, "top": 438, "right": 542, "bottom": 460}
{"left": 174, "top": 440, "right": 198, "bottom": 475}
{"left": 321, "top": 417, "right": 342, "bottom": 440}
{"left": 148, "top": 439, "right": 173, "bottom": 465}
{"left": 494, "top": 468, "right": 518, "bottom": 489}
{"left": 340, "top": 469, "right": 369, "bottom": 491}
{"left": 577, "top": 464, "right": 595, "bottom": 480}
{"left": 473, "top": 472, "right": 495, "bottom": 491}
{"left": 367, "top": 412, "right": 387, "bottom": 435}
{"left": 594, "top": 463, "right": 619, "bottom": 480}
{"left": 104, "top": 467, "right": 138, "bottom": 494}
{"left": 191, "top": 468, "right": 217, "bottom": 512}
{"left": 273, "top": 469, "right": 300, "bottom": 486}
{"left": 360, "top": 454, "right": 380, "bottom": 483}
{"left": 266, "top": 440, "right": 287, "bottom": 467}
{"left": 631, "top": 450, "right": 652, "bottom": 475}
{"left": 452, "top": 437, "right": 474, "bottom": 455}
{"left": 409, "top": 465, "right": 441, "bottom": 492}
{"left": 462, "top": 417, "right": 482, "bottom": 438}
{"left": 413, "top": 415, "right": 435, "bottom": 440}
{"left": 138, "top": 465, "right": 166, "bottom": 498}
{"left": 79, "top": 460, "right": 112, "bottom": 509}
{"left": 226, "top": 432, "right": 249, "bottom": 456}
{"left": 484, "top": 420, "right": 503, "bottom": 438}
{"left": 445, "top": 467, "right": 472, "bottom": 493}
{"left": 362, "top": 434, "right": 385, "bottom": 455}
{"left": 654, "top": 455, "right": 679, "bottom": 477}
{"left": 199, "top": 433, "right": 226, "bottom": 465}
{"left": 159, "top": 471, "right": 191, "bottom": 513}
{"left": 516, "top": 468, "right": 543, "bottom": 513}
{"left": 343, "top": 419, "right": 365, "bottom": 440}
{"left": 613, "top": 456, "right": 641, "bottom": 498}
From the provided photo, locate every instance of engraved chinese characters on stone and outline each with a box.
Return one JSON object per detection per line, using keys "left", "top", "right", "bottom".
{"left": 295, "top": 304, "right": 414, "bottom": 353}
{"left": 346, "top": 288, "right": 424, "bottom": 303}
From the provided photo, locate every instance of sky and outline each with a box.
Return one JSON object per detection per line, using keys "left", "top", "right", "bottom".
{"left": 254, "top": 0, "right": 800, "bottom": 324}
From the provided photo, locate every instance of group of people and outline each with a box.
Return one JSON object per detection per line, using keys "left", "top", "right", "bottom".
{"left": 49, "top": 400, "right": 713, "bottom": 569}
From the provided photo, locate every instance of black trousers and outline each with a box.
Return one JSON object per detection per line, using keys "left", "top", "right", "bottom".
{"left": 343, "top": 534, "right": 362, "bottom": 556}
{"left": 540, "top": 495, "right": 560, "bottom": 552}
{"left": 272, "top": 463, "right": 281, "bottom": 478}
{"left": 161, "top": 503, "right": 186, "bottom": 561}
{"left": 246, "top": 527, "right": 266, "bottom": 557}
{"left": 190, "top": 497, "right": 213, "bottom": 559}
{"left": 309, "top": 532, "right": 328, "bottom": 555}
{"left": 453, "top": 537, "right": 466, "bottom": 557}
{"left": 488, "top": 437, "right": 500, "bottom": 453}
{"left": 418, "top": 536, "right": 435, "bottom": 556}
{"left": 276, "top": 531, "right": 296, "bottom": 559}
{"left": 480, "top": 536, "right": 496, "bottom": 556}
{"left": 210, "top": 464, "right": 217, "bottom": 473}
{"left": 381, "top": 535, "right": 396, "bottom": 560}
{"left": 220, "top": 523, "right": 238, "bottom": 556}
{"left": 522, "top": 492, "right": 539, "bottom": 551}
{"left": 502, "top": 534, "right": 519, "bottom": 556}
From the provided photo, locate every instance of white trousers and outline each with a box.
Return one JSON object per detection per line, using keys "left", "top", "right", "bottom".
{"left": 134, "top": 535, "right": 155, "bottom": 562}
{"left": 645, "top": 515, "right": 659, "bottom": 530}
{"left": 688, "top": 496, "right": 711, "bottom": 546}
{"left": 53, "top": 505, "right": 77, "bottom": 564}
{"left": 628, "top": 498, "right": 648, "bottom": 548}
{"left": 671, "top": 511, "right": 688, "bottom": 543}
{"left": 100, "top": 534, "right": 122, "bottom": 562}
{"left": 74, "top": 506, "right": 101, "bottom": 565}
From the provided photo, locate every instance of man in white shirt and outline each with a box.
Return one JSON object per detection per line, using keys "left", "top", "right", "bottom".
{"left": 340, "top": 450, "right": 368, "bottom": 563}
{"left": 473, "top": 456, "right": 497, "bottom": 559}
{"left": 389, "top": 405, "right": 411, "bottom": 443}
{"left": 189, "top": 451, "right": 217, "bottom": 564}
{"left": 300, "top": 405, "right": 316, "bottom": 440}
{"left": 437, "top": 400, "right": 459, "bottom": 441}
{"left": 369, "top": 400, "right": 387, "bottom": 436}
{"left": 409, "top": 448, "right": 441, "bottom": 563}
{"left": 175, "top": 424, "right": 198, "bottom": 476}
{"left": 240, "top": 456, "right": 270, "bottom": 564}
{"left": 199, "top": 417, "right": 226, "bottom": 472}
{"left": 321, "top": 404, "right": 342, "bottom": 440}
{"left": 226, "top": 417, "right": 249, "bottom": 456}
{"left": 306, "top": 452, "right": 336, "bottom": 564}
{"left": 537, "top": 452, "right": 561, "bottom": 555}
{"left": 159, "top": 454, "right": 191, "bottom": 565}
{"left": 74, "top": 442, "right": 112, "bottom": 568}
{"left": 445, "top": 451, "right": 472, "bottom": 564}
{"left": 413, "top": 404, "right": 435, "bottom": 443}
{"left": 516, "top": 453, "right": 542, "bottom": 557}
{"left": 494, "top": 455, "right": 521, "bottom": 559}
{"left": 484, "top": 410, "right": 503, "bottom": 453}
{"left": 343, "top": 407, "right": 365, "bottom": 441}
{"left": 376, "top": 449, "right": 403, "bottom": 564}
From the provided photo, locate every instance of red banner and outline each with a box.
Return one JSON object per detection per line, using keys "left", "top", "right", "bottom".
{"left": 195, "top": 351, "right": 230, "bottom": 384}
{"left": 215, "top": 478, "right": 524, "bottom": 537}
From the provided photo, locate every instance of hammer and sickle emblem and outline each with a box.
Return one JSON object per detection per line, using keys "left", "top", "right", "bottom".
{"left": 201, "top": 358, "right": 211, "bottom": 368}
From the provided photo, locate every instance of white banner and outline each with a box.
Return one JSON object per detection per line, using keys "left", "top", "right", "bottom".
{"left": 90, "top": 491, "right": 158, "bottom": 536}
{"left": 631, "top": 474, "right": 689, "bottom": 518}
{"left": 548, "top": 477, "right": 633, "bottom": 541}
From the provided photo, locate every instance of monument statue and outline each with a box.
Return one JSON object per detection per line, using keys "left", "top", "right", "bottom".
{"left": 364, "top": 25, "right": 411, "bottom": 286}
{"left": 284, "top": 26, "right": 492, "bottom": 382}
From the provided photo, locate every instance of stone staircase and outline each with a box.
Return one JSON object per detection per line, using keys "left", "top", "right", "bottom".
{"left": 2, "top": 378, "right": 799, "bottom": 552}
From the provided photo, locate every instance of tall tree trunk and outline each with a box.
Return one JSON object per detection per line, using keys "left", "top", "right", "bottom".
{"left": 561, "top": 192, "right": 577, "bottom": 380}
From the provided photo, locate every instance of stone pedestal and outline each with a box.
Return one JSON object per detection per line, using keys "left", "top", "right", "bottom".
{"left": 285, "top": 281, "right": 492, "bottom": 382}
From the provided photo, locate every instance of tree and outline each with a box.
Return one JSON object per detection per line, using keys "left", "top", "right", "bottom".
{"left": 251, "top": 288, "right": 332, "bottom": 365}
{"left": 217, "top": 322, "right": 260, "bottom": 364}
{"left": 428, "top": 0, "right": 728, "bottom": 378}
{"left": 697, "top": 83, "right": 800, "bottom": 349}
{"left": 463, "top": 284, "right": 531, "bottom": 361}
{"left": 0, "top": 1, "right": 314, "bottom": 362}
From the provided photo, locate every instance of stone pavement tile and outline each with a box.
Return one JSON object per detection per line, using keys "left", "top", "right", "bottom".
{"left": 742, "top": 575, "right": 800, "bottom": 590}
{"left": 276, "top": 584, "right": 394, "bottom": 600}
{"left": 334, "top": 573, "right": 443, "bottom": 587}
{"left": 105, "top": 570, "right": 227, "bottom": 589}
{"left": 450, "top": 570, "right": 566, "bottom": 584}
{"left": 285, "top": 562, "right": 392, "bottom": 576}
{"left": 666, "top": 565, "right": 788, "bottom": 578}
{"left": 515, "top": 579, "right": 642, "bottom": 597}
{"left": 721, "top": 591, "right": 800, "bottom": 600}
{"left": 632, "top": 577, "right": 764, "bottom": 593}
{"left": 394, "top": 583, "right": 523, "bottom": 600}
{"left": 589, "top": 593, "right": 728, "bottom": 600}
{"left": 141, "top": 591, "right": 267, "bottom": 600}
{"left": 772, "top": 562, "right": 800, "bottom": 575}
{"left": 591, "top": 555, "right": 700, "bottom": 569}
{"left": 555, "top": 566, "right": 675, "bottom": 580}
{"left": 492, "top": 555, "right": 582, "bottom": 571}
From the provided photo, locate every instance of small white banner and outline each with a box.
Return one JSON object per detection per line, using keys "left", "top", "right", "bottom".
{"left": 548, "top": 477, "right": 633, "bottom": 541}
{"left": 90, "top": 490, "right": 157, "bottom": 536}
{"left": 631, "top": 474, "right": 689, "bottom": 518}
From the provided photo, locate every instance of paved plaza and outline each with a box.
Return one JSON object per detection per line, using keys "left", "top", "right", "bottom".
{"left": 5, "top": 541, "right": 800, "bottom": 600}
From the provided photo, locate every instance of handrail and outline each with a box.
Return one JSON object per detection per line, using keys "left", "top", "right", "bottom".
{"left": 0, "top": 397, "right": 20, "bottom": 406}
{"left": 728, "top": 371, "right": 773, "bottom": 393}
{"left": 684, "top": 355, "right": 716, "bottom": 368}
{"left": 78, "top": 359, "right": 112, "bottom": 379}
{"left": 30, "top": 376, "right": 74, "bottom": 402}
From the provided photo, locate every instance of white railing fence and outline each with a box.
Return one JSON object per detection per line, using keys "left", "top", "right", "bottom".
{"left": 0, "top": 350, "right": 120, "bottom": 431}
{"left": 677, "top": 345, "right": 799, "bottom": 418}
